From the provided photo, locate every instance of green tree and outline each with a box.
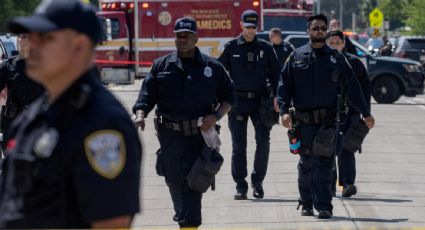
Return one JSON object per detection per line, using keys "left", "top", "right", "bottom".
{"left": 378, "top": 0, "right": 409, "bottom": 30}
{"left": 0, "top": 0, "right": 41, "bottom": 33}
{"left": 405, "top": 0, "right": 425, "bottom": 35}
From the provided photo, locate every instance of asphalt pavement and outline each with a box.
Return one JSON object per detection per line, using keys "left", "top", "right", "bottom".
{"left": 110, "top": 79, "right": 425, "bottom": 230}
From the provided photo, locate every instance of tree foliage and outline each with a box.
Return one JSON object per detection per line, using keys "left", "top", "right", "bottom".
{"left": 378, "top": 0, "right": 410, "bottom": 30}
{"left": 0, "top": 0, "right": 99, "bottom": 33}
{"left": 0, "top": 0, "right": 41, "bottom": 33}
{"left": 404, "top": 0, "right": 425, "bottom": 35}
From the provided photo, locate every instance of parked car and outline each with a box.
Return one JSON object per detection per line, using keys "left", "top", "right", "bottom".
{"left": 0, "top": 34, "right": 17, "bottom": 57}
{"left": 393, "top": 36, "right": 425, "bottom": 66}
{"left": 0, "top": 39, "right": 9, "bottom": 62}
{"left": 365, "top": 38, "right": 384, "bottom": 54}
{"left": 257, "top": 31, "right": 425, "bottom": 104}
{"left": 353, "top": 39, "right": 425, "bottom": 103}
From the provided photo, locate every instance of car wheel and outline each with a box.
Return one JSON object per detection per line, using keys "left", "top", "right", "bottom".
{"left": 372, "top": 76, "right": 401, "bottom": 104}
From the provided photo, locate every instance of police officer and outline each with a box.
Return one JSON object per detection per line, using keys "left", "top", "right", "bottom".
{"left": 219, "top": 10, "right": 281, "bottom": 200}
{"left": 329, "top": 19, "right": 357, "bottom": 55}
{"left": 0, "top": 33, "right": 45, "bottom": 146}
{"left": 277, "top": 14, "right": 375, "bottom": 219}
{"left": 327, "top": 30, "right": 371, "bottom": 197}
{"left": 133, "top": 17, "right": 234, "bottom": 228}
{"left": 0, "top": 0, "right": 141, "bottom": 228}
{"left": 269, "top": 27, "right": 294, "bottom": 69}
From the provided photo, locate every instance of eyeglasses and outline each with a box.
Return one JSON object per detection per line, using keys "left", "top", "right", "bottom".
{"left": 244, "top": 26, "right": 257, "bottom": 30}
{"left": 310, "top": 26, "right": 327, "bottom": 32}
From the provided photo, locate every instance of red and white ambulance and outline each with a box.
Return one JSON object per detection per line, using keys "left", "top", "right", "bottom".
{"left": 96, "top": 0, "right": 313, "bottom": 83}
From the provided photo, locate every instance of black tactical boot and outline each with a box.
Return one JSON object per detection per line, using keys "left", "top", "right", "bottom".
{"left": 342, "top": 184, "right": 357, "bottom": 197}
{"left": 234, "top": 191, "right": 247, "bottom": 200}
{"left": 318, "top": 210, "right": 333, "bottom": 219}
{"left": 252, "top": 184, "right": 264, "bottom": 199}
{"left": 297, "top": 200, "right": 314, "bottom": 216}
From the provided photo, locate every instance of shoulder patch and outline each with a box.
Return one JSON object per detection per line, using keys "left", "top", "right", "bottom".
{"left": 84, "top": 130, "right": 126, "bottom": 179}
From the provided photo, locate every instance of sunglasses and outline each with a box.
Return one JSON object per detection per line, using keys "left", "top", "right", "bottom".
{"left": 310, "top": 26, "right": 327, "bottom": 32}
{"left": 244, "top": 26, "right": 257, "bottom": 30}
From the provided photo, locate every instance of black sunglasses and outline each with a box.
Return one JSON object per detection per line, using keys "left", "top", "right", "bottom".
{"left": 310, "top": 26, "right": 327, "bottom": 32}
{"left": 244, "top": 26, "right": 257, "bottom": 30}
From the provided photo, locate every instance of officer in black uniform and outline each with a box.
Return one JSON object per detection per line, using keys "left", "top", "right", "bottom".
{"left": 219, "top": 10, "right": 281, "bottom": 200}
{"left": 329, "top": 19, "right": 357, "bottom": 55}
{"left": 269, "top": 27, "right": 294, "bottom": 69}
{"left": 327, "top": 30, "right": 371, "bottom": 197}
{"left": 133, "top": 17, "right": 234, "bottom": 228}
{"left": 277, "top": 14, "right": 375, "bottom": 219}
{"left": 0, "top": 33, "right": 45, "bottom": 147}
{"left": 0, "top": 0, "right": 141, "bottom": 228}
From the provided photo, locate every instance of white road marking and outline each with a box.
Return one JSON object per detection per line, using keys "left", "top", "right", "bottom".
{"left": 406, "top": 99, "right": 425, "bottom": 111}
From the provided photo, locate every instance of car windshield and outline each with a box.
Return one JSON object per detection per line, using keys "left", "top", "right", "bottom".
{"left": 407, "top": 39, "right": 425, "bottom": 50}
{"left": 3, "top": 42, "right": 16, "bottom": 56}
{"left": 367, "top": 39, "right": 384, "bottom": 48}
{"left": 350, "top": 39, "right": 371, "bottom": 56}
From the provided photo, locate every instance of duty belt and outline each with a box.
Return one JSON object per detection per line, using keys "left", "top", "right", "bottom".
{"left": 154, "top": 116, "right": 200, "bottom": 136}
{"left": 295, "top": 109, "right": 336, "bottom": 125}
{"left": 236, "top": 91, "right": 263, "bottom": 99}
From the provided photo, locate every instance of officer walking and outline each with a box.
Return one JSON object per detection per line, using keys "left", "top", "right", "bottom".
{"left": 329, "top": 19, "right": 357, "bottom": 55}
{"left": 277, "top": 14, "right": 375, "bottom": 219}
{"left": 133, "top": 17, "right": 234, "bottom": 228}
{"left": 219, "top": 10, "right": 281, "bottom": 200}
{"left": 327, "top": 30, "right": 371, "bottom": 197}
{"left": 269, "top": 27, "right": 294, "bottom": 69}
{"left": 0, "top": 0, "right": 142, "bottom": 228}
{"left": 0, "top": 33, "right": 45, "bottom": 147}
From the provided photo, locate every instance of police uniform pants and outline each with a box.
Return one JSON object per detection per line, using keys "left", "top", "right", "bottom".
{"left": 228, "top": 100, "right": 272, "bottom": 193}
{"left": 332, "top": 118, "right": 358, "bottom": 189}
{"left": 298, "top": 124, "right": 333, "bottom": 212}
{"left": 157, "top": 126, "right": 204, "bottom": 228}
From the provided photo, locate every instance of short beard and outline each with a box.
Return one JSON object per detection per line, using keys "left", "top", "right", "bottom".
{"left": 311, "top": 37, "right": 326, "bottom": 43}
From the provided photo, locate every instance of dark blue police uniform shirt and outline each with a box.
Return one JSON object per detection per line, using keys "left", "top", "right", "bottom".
{"left": 273, "top": 41, "right": 295, "bottom": 69}
{"left": 133, "top": 47, "right": 235, "bottom": 121}
{"left": 277, "top": 43, "right": 370, "bottom": 117}
{"left": 0, "top": 69, "right": 142, "bottom": 228}
{"left": 218, "top": 35, "right": 281, "bottom": 95}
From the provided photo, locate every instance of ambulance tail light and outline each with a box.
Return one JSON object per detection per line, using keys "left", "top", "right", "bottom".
{"left": 253, "top": 1, "right": 260, "bottom": 7}
{"left": 142, "top": 3, "right": 149, "bottom": 8}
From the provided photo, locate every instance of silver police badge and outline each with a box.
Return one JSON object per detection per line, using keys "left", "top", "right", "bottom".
{"left": 260, "top": 50, "right": 264, "bottom": 58}
{"left": 34, "top": 128, "right": 59, "bottom": 158}
{"left": 204, "top": 66, "right": 213, "bottom": 78}
{"left": 330, "top": 55, "right": 337, "bottom": 64}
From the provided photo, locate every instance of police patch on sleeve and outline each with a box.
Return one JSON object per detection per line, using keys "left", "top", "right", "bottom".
{"left": 84, "top": 130, "right": 126, "bottom": 179}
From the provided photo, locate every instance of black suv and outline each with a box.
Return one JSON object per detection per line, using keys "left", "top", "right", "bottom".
{"left": 256, "top": 31, "right": 425, "bottom": 104}
{"left": 393, "top": 36, "right": 425, "bottom": 66}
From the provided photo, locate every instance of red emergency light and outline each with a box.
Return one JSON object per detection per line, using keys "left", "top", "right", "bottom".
{"left": 102, "top": 2, "right": 135, "bottom": 11}
{"left": 253, "top": 1, "right": 260, "bottom": 7}
{"left": 142, "top": 3, "right": 149, "bottom": 8}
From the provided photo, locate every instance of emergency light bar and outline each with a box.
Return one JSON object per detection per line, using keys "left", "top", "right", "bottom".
{"left": 101, "top": 2, "right": 136, "bottom": 11}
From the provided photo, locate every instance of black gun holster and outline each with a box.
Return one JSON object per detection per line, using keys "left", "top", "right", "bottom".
{"left": 187, "top": 145, "right": 224, "bottom": 193}
{"left": 312, "top": 125, "right": 337, "bottom": 158}
{"left": 259, "top": 96, "right": 278, "bottom": 128}
{"left": 343, "top": 117, "right": 369, "bottom": 153}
